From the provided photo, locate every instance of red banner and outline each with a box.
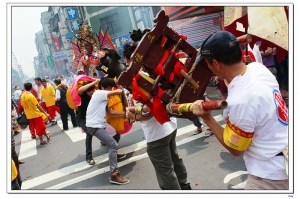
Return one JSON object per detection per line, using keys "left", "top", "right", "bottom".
{"left": 52, "top": 32, "right": 61, "bottom": 52}
{"left": 98, "top": 29, "right": 104, "bottom": 43}
{"left": 71, "top": 43, "right": 81, "bottom": 69}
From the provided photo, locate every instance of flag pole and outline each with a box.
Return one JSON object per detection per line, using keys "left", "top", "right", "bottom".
{"left": 100, "top": 26, "right": 108, "bottom": 50}
{"left": 245, "top": 27, "right": 248, "bottom": 65}
{"left": 67, "top": 39, "right": 79, "bottom": 48}
{"left": 98, "top": 24, "right": 102, "bottom": 42}
{"left": 67, "top": 39, "right": 81, "bottom": 53}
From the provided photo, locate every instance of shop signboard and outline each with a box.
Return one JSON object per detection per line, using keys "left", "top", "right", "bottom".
{"left": 112, "top": 33, "right": 131, "bottom": 50}
{"left": 66, "top": 7, "right": 79, "bottom": 19}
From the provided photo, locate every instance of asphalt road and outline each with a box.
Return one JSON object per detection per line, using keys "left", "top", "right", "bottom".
{"left": 11, "top": 86, "right": 291, "bottom": 194}
{"left": 12, "top": 108, "right": 249, "bottom": 192}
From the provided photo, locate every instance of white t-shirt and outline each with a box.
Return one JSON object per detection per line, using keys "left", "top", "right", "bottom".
{"left": 223, "top": 62, "right": 288, "bottom": 180}
{"left": 134, "top": 101, "right": 177, "bottom": 143}
{"left": 86, "top": 90, "right": 109, "bottom": 128}
{"left": 14, "top": 89, "right": 22, "bottom": 100}
{"left": 55, "top": 89, "right": 60, "bottom": 99}
{"left": 62, "top": 79, "right": 70, "bottom": 87}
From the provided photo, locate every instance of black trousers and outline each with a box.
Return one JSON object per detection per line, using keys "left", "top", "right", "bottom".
{"left": 59, "top": 103, "right": 77, "bottom": 130}
{"left": 12, "top": 135, "right": 22, "bottom": 189}
{"left": 76, "top": 115, "right": 93, "bottom": 159}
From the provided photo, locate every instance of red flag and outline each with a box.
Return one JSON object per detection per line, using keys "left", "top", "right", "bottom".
{"left": 71, "top": 43, "right": 81, "bottom": 69}
{"left": 99, "top": 29, "right": 104, "bottom": 44}
{"left": 102, "top": 31, "right": 117, "bottom": 52}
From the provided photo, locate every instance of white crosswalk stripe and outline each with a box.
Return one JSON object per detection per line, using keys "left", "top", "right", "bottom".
{"left": 21, "top": 114, "right": 226, "bottom": 190}
{"left": 48, "top": 124, "right": 229, "bottom": 190}
{"left": 18, "top": 117, "right": 85, "bottom": 160}
{"left": 56, "top": 119, "right": 86, "bottom": 142}
{"left": 18, "top": 129, "right": 37, "bottom": 159}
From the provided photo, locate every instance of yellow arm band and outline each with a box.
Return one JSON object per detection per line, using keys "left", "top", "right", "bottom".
{"left": 223, "top": 121, "right": 253, "bottom": 151}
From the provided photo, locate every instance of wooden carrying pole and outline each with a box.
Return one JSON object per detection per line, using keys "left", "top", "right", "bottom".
{"left": 170, "top": 100, "right": 228, "bottom": 113}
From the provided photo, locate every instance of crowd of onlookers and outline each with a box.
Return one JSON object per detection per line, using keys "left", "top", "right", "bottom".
{"left": 11, "top": 70, "right": 85, "bottom": 190}
{"left": 210, "top": 42, "right": 289, "bottom": 102}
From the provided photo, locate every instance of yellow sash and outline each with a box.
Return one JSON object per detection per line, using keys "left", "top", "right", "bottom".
{"left": 106, "top": 94, "right": 126, "bottom": 132}
{"left": 11, "top": 159, "right": 18, "bottom": 182}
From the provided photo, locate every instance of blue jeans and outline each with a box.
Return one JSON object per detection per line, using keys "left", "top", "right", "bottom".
{"left": 76, "top": 115, "right": 93, "bottom": 160}
{"left": 267, "top": 65, "right": 277, "bottom": 78}
{"left": 193, "top": 118, "right": 202, "bottom": 128}
{"left": 193, "top": 96, "right": 206, "bottom": 128}
{"left": 98, "top": 70, "right": 104, "bottom": 78}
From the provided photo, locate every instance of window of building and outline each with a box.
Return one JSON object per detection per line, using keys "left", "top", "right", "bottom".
{"left": 135, "top": 10, "right": 141, "bottom": 21}
{"left": 99, "top": 13, "right": 121, "bottom": 36}
{"left": 141, "top": 7, "right": 153, "bottom": 29}
{"left": 137, "top": 21, "right": 145, "bottom": 30}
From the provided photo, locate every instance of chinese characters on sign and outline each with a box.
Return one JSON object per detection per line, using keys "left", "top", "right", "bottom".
{"left": 66, "top": 7, "right": 81, "bottom": 32}
{"left": 112, "top": 33, "right": 131, "bottom": 50}
{"left": 47, "top": 55, "right": 54, "bottom": 68}
{"left": 53, "top": 51, "right": 67, "bottom": 60}
{"left": 69, "top": 20, "right": 81, "bottom": 31}
{"left": 66, "top": 7, "right": 79, "bottom": 19}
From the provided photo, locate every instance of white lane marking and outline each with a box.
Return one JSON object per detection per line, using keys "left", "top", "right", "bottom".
{"left": 118, "top": 124, "right": 195, "bottom": 155}
{"left": 22, "top": 123, "right": 204, "bottom": 189}
{"left": 223, "top": 171, "right": 248, "bottom": 183}
{"left": 18, "top": 129, "right": 37, "bottom": 159}
{"left": 18, "top": 118, "right": 85, "bottom": 160}
{"left": 231, "top": 181, "right": 247, "bottom": 189}
{"left": 47, "top": 131, "right": 208, "bottom": 189}
{"left": 201, "top": 114, "right": 224, "bottom": 127}
{"left": 22, "top": 114, "right": 224, "bottom": 189}
{"left": 56, "top": 120, "right": 86, "bottom": 142}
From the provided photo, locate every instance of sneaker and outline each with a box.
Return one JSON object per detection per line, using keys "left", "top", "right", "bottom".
{"left": 18, "top": 160, "right": 25, "bottom": 164}
{"left": 110, "top": 171, "right": 130, "bottom": 185}
{"left": 86, "top": 158, "right": 95, "bottom": 165}
{"left": 51, "top": 121, "right": 58, "bottom": 126}
{"left": 204, "top": 129, "right": 213, "bottom": 137}
{"left": 117, "top": 154, "right": 126, "bottom": 160}
{"left": 181, "top": 185, "right": 192, "bottom": 190}
{"left": 193, "top": 128, "right": 202, "bottom": 135}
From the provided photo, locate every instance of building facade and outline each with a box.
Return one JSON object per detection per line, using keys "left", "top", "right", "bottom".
{"left": 75, "top": 6, "right": 162, "bottom": 62}
{"left": 34, "top": 6, "right": 162, "bottom": 75}
{"left": 11, "top": 52, "right": 22, "bottom": 87}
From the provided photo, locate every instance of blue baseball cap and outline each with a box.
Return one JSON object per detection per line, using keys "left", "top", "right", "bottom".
{"left": 200, "top": 31, "right": 240, "bottom": 59}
